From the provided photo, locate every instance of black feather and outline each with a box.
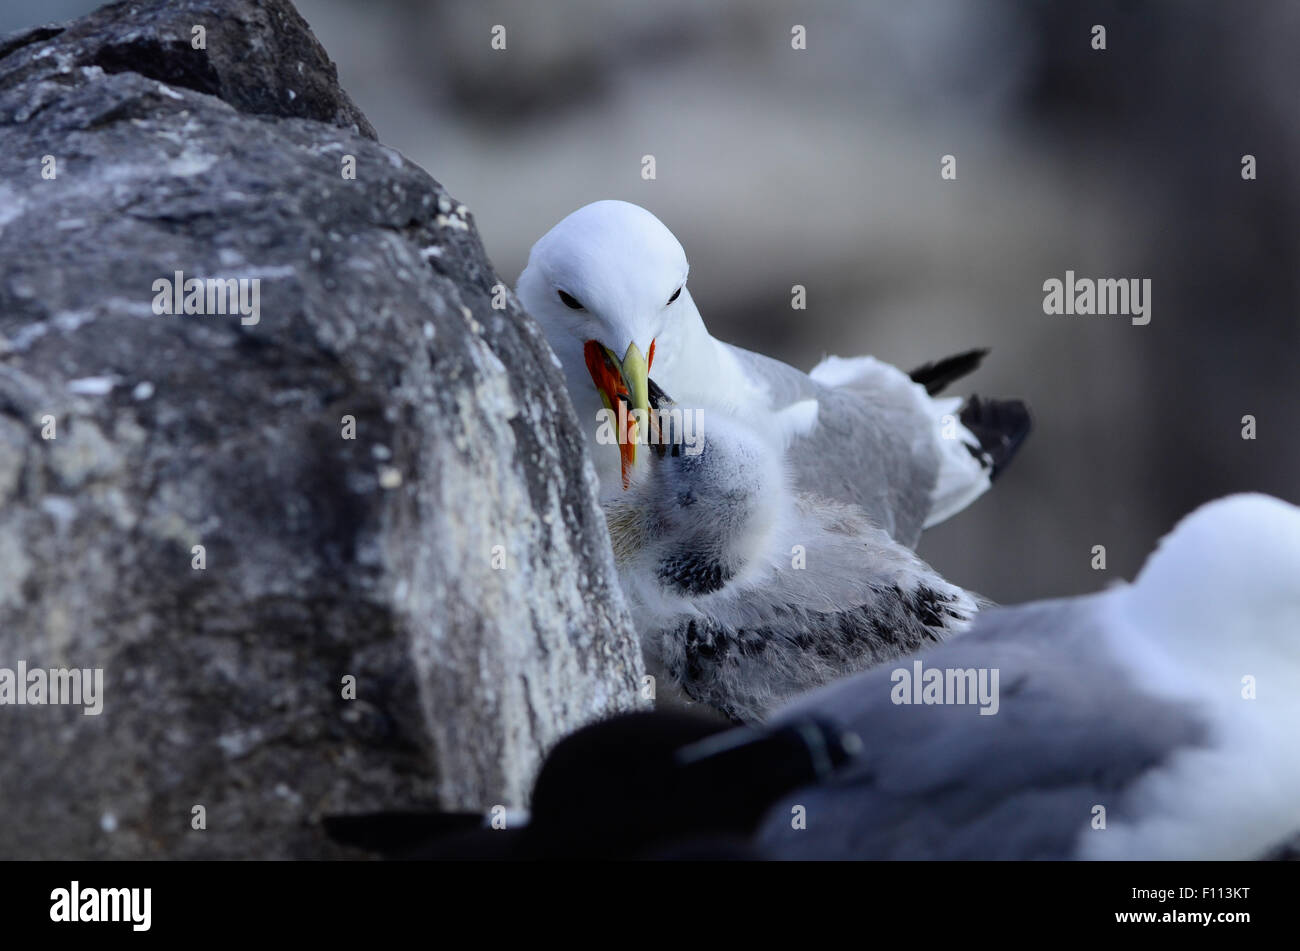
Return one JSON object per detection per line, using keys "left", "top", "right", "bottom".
{"left": 959, "top": 395, "right": 1032, "bottom": 480}
{"left": 907, "top": 348, "right": 990, "bottom": 395}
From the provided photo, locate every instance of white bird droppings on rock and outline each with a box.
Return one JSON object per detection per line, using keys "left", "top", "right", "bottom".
{"left": 68, "top": 376, "right": 117, "bottom": 395}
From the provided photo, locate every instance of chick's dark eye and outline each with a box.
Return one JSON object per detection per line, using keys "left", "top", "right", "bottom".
{"left": 558, "top": 290, "right": 584, "bottom": 310}
{"left": 667, "top": 287, "right": 681, "bottom": 305}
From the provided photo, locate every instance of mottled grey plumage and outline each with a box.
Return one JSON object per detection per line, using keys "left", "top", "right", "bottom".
{"left": 606, "top": 384, "right": 978, "bottom": 723}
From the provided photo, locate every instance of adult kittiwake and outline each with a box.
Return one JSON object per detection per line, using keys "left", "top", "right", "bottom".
{"left": 517, "top": 200, "right": 1030, "bottom": 720}
{"left": 756, "top": 494, "right": 1300, "bottom": 860}
{"left": 517, "top": 200, "right": 1031, "bottom": 546}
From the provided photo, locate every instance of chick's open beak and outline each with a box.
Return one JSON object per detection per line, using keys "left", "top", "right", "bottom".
{"left": 583, "top": 339, "right": 651, "bottom": 488}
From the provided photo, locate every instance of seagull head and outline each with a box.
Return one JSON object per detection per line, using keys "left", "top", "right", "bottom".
{"left": 517, "top": 200, "right": 692, "bottom": 485}
{"left": 1126, "top": 493, "right": 1300, "bottom": 693}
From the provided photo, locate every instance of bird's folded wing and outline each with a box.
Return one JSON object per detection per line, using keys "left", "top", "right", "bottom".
{"left": 756, "top": 600, "right": 1208, "bottom": 859}
{"left": 724, "top": 344, "right": 990, "bottom": 547}
{"left": 643, "top": 495, "right": 979, "bottom": 723}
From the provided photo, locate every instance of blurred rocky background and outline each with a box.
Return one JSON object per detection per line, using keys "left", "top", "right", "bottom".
{"left": 5, "top": 0, "right": 1296, "bottom": 602}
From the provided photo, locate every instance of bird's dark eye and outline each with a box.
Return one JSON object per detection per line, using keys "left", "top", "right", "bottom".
{"left": 558, "top": 290, "right": 584, "bottom": 310}
{"left": 667, "top": 287, "right": 681, "bottom": 305}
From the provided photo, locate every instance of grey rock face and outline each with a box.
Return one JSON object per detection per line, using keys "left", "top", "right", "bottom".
{"left": 0, "top": 0, "right": 645, "bottom": 859}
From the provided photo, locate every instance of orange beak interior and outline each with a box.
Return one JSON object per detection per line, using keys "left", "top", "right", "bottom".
{"left": 584, "top": 339, "right": 657, "bottom": 489}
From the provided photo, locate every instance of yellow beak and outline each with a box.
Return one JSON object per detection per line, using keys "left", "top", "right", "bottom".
{"left": 617, "top": 341, "right": 650, "bottom": 435}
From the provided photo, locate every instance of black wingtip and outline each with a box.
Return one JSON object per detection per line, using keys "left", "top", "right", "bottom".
{"left": 908, "top": 348, "right": 991, "bottom": 395}
{"left": 959, "top": 396, "right": 1032, "bottom": 480}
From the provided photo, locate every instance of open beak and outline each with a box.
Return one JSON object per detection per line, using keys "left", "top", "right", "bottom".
{"left": 583, "top": 339, "right": 652, "bottom": 488}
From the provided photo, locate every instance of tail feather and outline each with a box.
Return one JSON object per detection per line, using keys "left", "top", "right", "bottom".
{"left": 908, "top": 348, "right": 989, "bottom": 395}
{"left": 959, "top": 395, "right": 1032, "bottom": 481}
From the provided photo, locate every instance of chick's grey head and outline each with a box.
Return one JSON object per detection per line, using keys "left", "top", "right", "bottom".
{"left": 607, "top": 394, "right": 785, "bottom": 600}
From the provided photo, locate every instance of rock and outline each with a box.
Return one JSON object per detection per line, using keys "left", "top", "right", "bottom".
{"left": 0, "top": 0, "right": 645, "bottom": 859}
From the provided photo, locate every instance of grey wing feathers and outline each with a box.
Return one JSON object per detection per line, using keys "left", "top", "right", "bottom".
{"left": 757, "top": 600, "right": 1209, "bottom": 859}
{"left": 724, "top": 344, "right": 940, "bottom": 546}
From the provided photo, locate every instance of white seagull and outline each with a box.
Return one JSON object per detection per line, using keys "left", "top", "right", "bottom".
{"left": 517, "top": 200, "right": 1029, "bottom": 543}
{"left": 756, "top": 494, "right": 1300, "bottom": 860}
{"left": 517, "top": 200, "right": 1031, "bottom": 721}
